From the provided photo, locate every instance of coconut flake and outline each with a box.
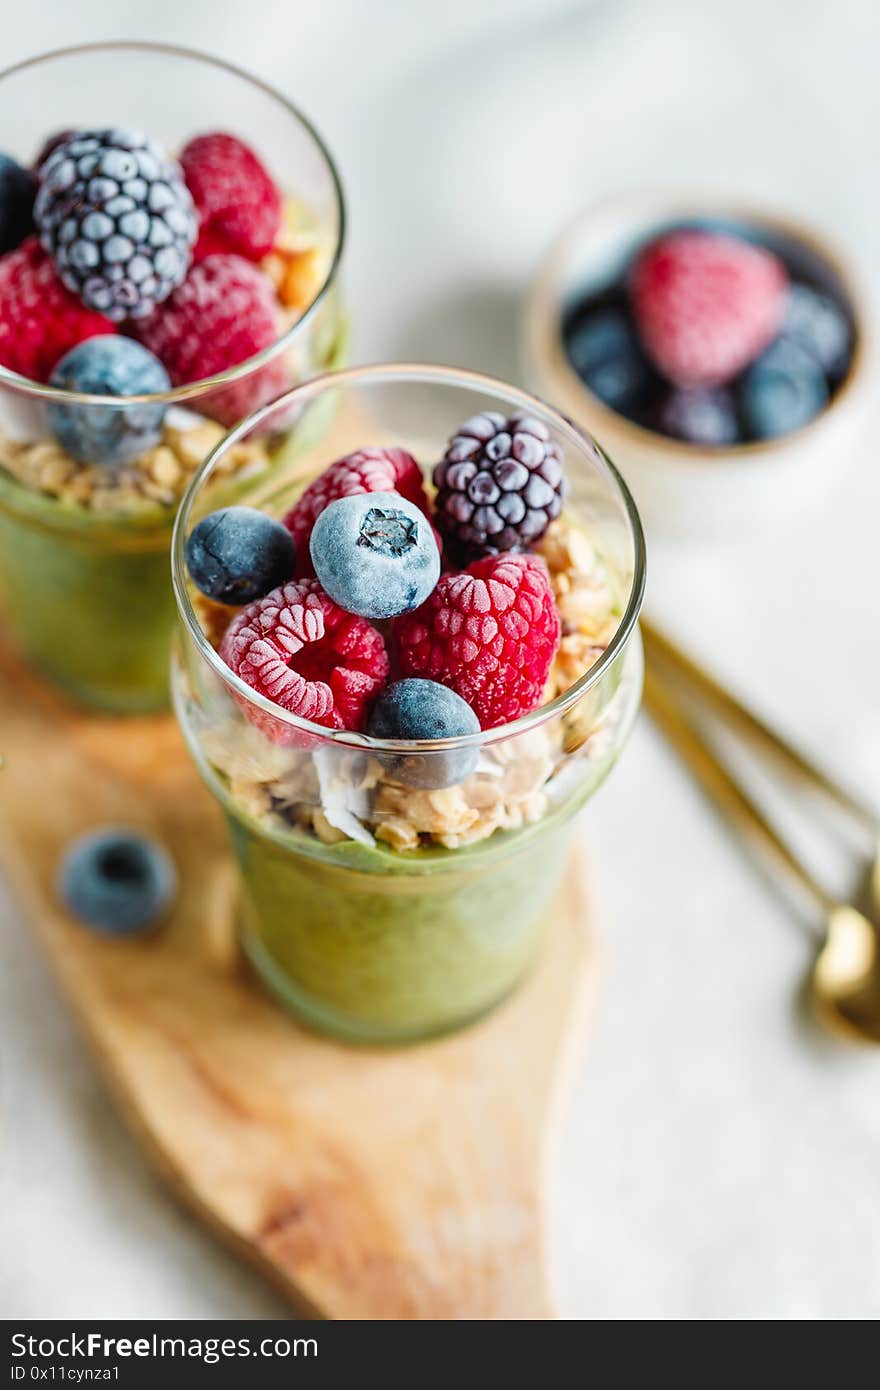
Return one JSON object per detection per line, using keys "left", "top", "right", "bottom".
{"left": 313, "top": 748, "right": 375, "bottom": 847}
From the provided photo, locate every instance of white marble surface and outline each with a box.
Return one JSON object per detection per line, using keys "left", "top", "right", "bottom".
{"left": 2, "top": 0, "right": 880, "bottom": 1320}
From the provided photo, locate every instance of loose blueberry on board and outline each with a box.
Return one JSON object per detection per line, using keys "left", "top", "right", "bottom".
{"left": 0, "top": 153, "right": 36, "bottom": 254}
{"left": 658, "top": 387, "right": 739, "bottom": 446}
{"left": 58, "top": 828, "right": 176, "bottom": 936}
{"left": 433, "top": 412, "right": 566, "bottom": 561}
{"left": 48, "top": 336, "right": 171, "bottom": 465}
{"left": 563, "top": 306, "right": 654, "bottom": 415}
{"left": 739, "top": 337, "right": 829, "bottom": 440}
{"left": 367, "top": 678, "right": 481, "bottom": 789}
{"left": 186, "top": 506, "right": 298, "bottom": 606}
{"left": 34, "top": 128, "right": 197, "bottom": 321}
{"left": 310, "top": 491, "right": 440, "bottom": 620}
{"left": 781, "top": 283, "right": 852, "bottom": 378}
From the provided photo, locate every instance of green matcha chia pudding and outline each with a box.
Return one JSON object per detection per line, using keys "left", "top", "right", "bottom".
{"left": 0, "top": 42, "right": 345, "bottom": 712}
{"left": 172, "top": 365, "right": 646, "bottom": 1043}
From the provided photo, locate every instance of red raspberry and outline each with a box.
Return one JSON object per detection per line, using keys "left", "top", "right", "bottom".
{"left": 220, "top": 578, "right": 389, "bottom": 741}
{"left": 631, "top": 230, "right": 787, "bottom": 387}
{"left": 132, "top": 254, "right": 286, "bottom": 426}
{"left": 0, "top": 237, "right": 115, "bottom": 382}
{"left": 181, "top": 133, "right": 282, "bottom": 262}
{"left": 393, "top": 553, "right": 560, "bottom": 729}
{"left": 283, "top": 448, "right": 432, "bottom": 575}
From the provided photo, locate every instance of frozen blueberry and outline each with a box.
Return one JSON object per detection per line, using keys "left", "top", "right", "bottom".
{"left": 186, "top": 506, "right": 297, "bottom": 606}
{"left": 0, "top": 152, "right": 36, "bottom": 253}
{"left": 367, "top": 678, "right": 480, "bottom": 789}
{"left": 48, "top": 336, "right": 171, "bottom": 466}
{"left": 563, "top": 307, "right": 653, "bottom": 414}
{"left": 58, "top": 828, "right": 176, "bottom": 936}
{"left": 781, "top": 284, "right": 851, "bottom": 377}
{"left": 310, "top": 491, "right": 440, "bottom": 620}
{"left": 658, "top": 388, "right": 739, "bottom": 446}
{"left": 740, "top": 338, "right": 829, "bottom": 440}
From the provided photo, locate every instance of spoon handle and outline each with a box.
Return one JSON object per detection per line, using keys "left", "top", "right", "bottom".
{"left": 644, "top": 667, "right": 834, "bottom": 918}
{"left": 642, "top": 620, "right": 878, "bottom": 835}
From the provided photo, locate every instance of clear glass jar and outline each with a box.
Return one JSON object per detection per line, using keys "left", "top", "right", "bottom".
{"left": 171, "top": 365, "right": 646, "bottom": 1043}
{"left": 0, "top": 42, "right": 346, "bottom": 712}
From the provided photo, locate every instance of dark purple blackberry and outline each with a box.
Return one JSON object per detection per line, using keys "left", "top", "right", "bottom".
{"left": 433, "top": 412, "right": 566, "bottom": 559}
{"left": 34, "top": 128, "right": 197, "bottom": 322}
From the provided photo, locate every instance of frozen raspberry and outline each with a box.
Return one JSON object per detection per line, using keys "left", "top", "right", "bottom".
{"left": 433, "top": 411, "right": 566, "bottom": 561}
{"left": 631, "top": 230, "right": 787, "bottom": 387}
{"left": 181, "top": 132, "right": 282, "bottom": 262}
{"left": 132, "top": 253, "right": 286, "bottom": 425}
{"left": 283, "top": 448, "right": 432, "bottom": 574}
{"left": 220, "top": 578, "right": 389, "bottom": 740}
{"left": 0, "top": 237, "right": 115, "bottom": 381}
{"left": 393, "top": 553, "right": 560, "bottom": 729}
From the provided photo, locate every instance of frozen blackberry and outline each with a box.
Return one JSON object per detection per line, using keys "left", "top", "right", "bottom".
{"left": 34, "top": 128, "right": 197, "bottom": 322}
{"left": 432, "top": 412, "right": 566, "bottom": 560}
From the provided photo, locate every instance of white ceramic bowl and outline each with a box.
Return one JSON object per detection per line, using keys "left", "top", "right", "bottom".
{"left": 522, "top": 191, "right": 876, "bottom": 539}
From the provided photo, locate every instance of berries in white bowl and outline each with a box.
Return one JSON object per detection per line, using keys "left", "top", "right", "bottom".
{"left": 524, "top": 193, "right": 873, "bottom": 536}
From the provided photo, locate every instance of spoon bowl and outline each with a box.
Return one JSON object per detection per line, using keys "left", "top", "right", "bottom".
{"left": 813, "top": 905, "right": 880, "bottom": 1043}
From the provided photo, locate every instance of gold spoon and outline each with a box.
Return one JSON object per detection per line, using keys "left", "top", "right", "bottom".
{"left": 644, "top": 666, "right": 880, "bottom": 1044}
{"left": 642, "top": 620, "right": 880, "bottom": 914}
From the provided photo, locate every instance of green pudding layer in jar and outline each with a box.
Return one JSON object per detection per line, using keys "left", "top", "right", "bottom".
{"left": 229, "top": 809, "right": 578, "bottom": 1043}
{"left": 0, "top": 480, "right": 177, "bottom": 711}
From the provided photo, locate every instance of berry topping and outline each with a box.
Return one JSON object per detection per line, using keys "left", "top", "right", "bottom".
{"left": 631, "top": 230, "right": 788, "bottom": 387}
{"left": 131, "top": 253, "right": 285, "bottom": 425}
{"left": 394, "top": 552, "right": 560, "bottom": 729}
{"left": 186, "top": 506, "right": 297, "bottom": 605}
{"left": 220, "top": 578, "right": 389, "bottom": 735}
{"left": 310, "top": 491, "right": 440, "bottom": 620}
{"left": 283, "top": 448, "right": 432, "bottom": 571}
{"left": 35, "top": 128, "right": 197, "bottom": 321}
{"left": 564, "top": 306, "right": 654, "bottom": 415}
{"left": 0, "top": 152, "right": 36, "bottom": 254}
{"left": 0, "top": 237, "right": 115, "bottom": 382}
{"left": 739, "top": 338, "right": 828, "bottom": 440}
{"left": 367, "top": 678, "right": 480, "bottom": 789}
{"left": 432, "top": 412, "right": 566, "bottom": 561}
{"left": 657, "top": 387, "right": 738, "bottom": 446}
{"left": 180, "top": 132, "right": 282, "bottom": 262}
{"left": 33, "top": 130, "right": 77, "bottom": 171}
{"left": 58, "top": 828, "right": 176, "bottom": 936}
{"left": 781, "top": 283, "right": 852, "bottom": 377}
{"left": 48, "top": 336, "right": 171, "bottom": 465}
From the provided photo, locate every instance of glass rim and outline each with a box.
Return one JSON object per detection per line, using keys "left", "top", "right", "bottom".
{"left": 0, "top": 40, "right": 346, "bottom": 407}
{"left": 171, "top": 362, "right": 647, "bottom": 754}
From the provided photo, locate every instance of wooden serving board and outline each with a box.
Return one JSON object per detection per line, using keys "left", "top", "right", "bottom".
{"left": 0, "top": 638, "right": 594, "bottom": 1320}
